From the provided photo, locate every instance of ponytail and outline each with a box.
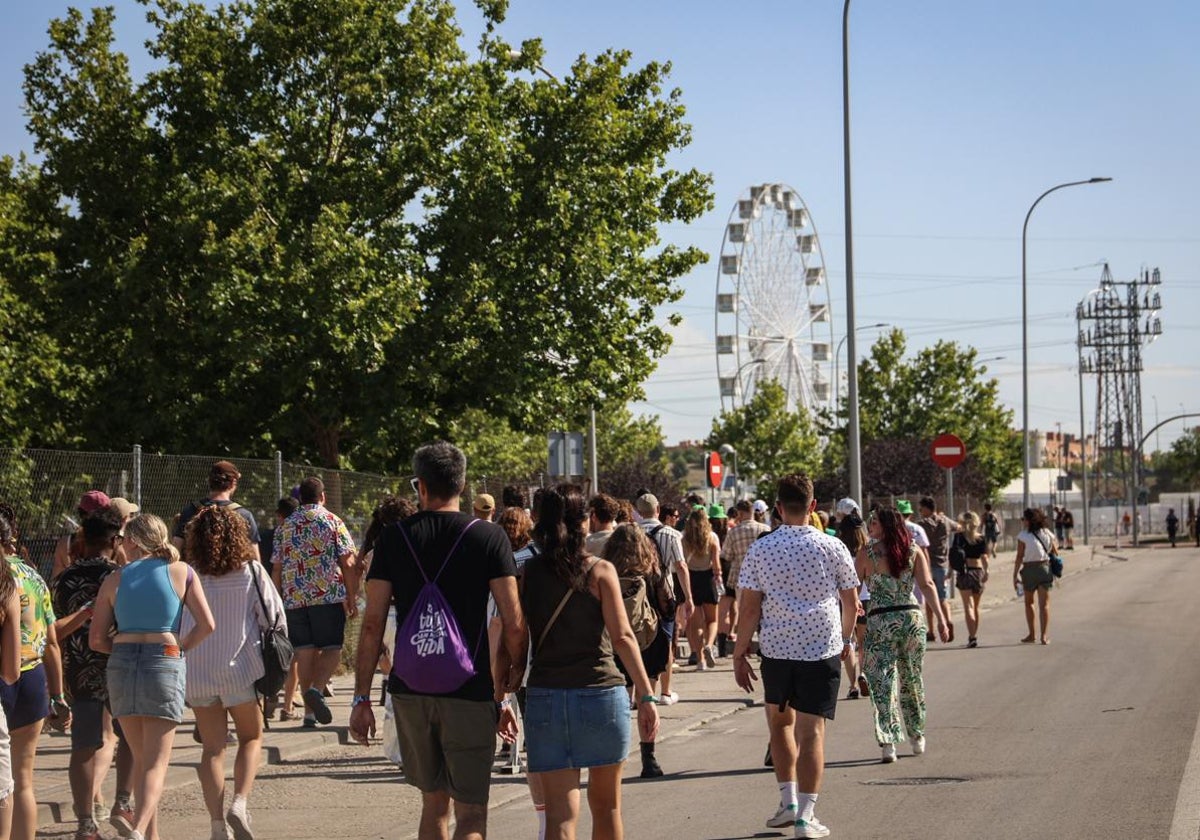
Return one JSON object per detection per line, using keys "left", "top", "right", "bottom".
{"left": 124, "top": 514, "right": 179, "bottom": 564}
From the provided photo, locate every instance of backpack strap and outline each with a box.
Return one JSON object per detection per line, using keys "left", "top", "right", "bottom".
{"left": 397, "top": 518, "right": 480, "bottom": 584}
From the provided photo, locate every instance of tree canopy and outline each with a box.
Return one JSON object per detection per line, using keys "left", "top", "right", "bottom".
{"left": 8, "top": 0, "right": 712, "bottom": 469}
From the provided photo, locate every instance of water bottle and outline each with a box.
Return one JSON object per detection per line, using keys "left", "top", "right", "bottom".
{"left": 1015, "top": 582, "right": 1024, "bottom": 597}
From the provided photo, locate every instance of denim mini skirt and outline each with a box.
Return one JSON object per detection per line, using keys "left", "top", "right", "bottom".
{"left": 108, "top": 643, "right": 187, "bottom": 722}
{"left": 524, "top": 684, "right": 631, "bottom": 772}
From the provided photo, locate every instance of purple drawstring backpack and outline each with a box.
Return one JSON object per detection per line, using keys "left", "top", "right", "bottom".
{"left": 392, "top": 519, "right": 483, "bottom": 694}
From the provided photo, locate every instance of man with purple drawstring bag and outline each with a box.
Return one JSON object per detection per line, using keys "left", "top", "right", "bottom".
{"left": 350, "top": 442, "right": 527, "bottom": 839}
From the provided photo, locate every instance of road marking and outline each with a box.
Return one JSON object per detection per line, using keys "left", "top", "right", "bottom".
{"left": 1169, "top": 698, "right": 1200, "bottom": 839}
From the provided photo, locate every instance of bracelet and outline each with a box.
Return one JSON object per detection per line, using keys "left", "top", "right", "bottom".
{"left": 51, "top": 694, "right": 67, "bottom": 704}
{"left": 639, "top": 694, "right": 658, "bottom": 705}
{"left": 497, "top": 698, "right": 512, "bottom": 710}
{"left": 351, "top": 694, "right": 372, "bottom": 708}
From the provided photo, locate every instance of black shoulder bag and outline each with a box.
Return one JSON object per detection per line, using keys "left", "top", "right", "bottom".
{"left": 249, "top": 561, "right": 294, "bottom": 696}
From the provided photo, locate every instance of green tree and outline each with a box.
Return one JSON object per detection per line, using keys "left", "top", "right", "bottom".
{"left": 18, "top": 1, "right": 713, "bottom": 468}
{"left": 850, "top": 329, "right": 1020, "bottom": 498}
{"left": 447, "top": 408, "right": 545, "bottom": 483}
{"left": 1149, "top": 429, "right": 1200, "bottom": 493}
{"left": 706, "top": 380, "right": 821, "bottom": 503}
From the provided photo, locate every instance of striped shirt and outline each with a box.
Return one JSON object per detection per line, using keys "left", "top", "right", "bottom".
{"left": 639, "top": 519, "right": 684, "bottom": 580}
{"left": 182, "top": 562, "right": 285, "bottom": 701}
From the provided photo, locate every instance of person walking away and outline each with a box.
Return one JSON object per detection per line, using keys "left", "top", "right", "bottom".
{"left": 1, "top": 510, "right": 69, "bottom": 840}
{"left": 1053, "top": 507, "right": 1066, "bottom": 544}
{"left": 521, "top": 485, "right": 659, "bottom": 839}
{"left": 52, "top": 492, "right": 118, "bottom": 582}
{"left": 172, "top": 461, "right": 260, "bottom": 560}
{"left": 1014, "top": 508, "right": 1057, "bottom": 645}
{"left": 50, "top": 511, "right": 133, "bottom": 840}
{"left": 585, "top": 495, "right": 618, "bottom": 558}
{"left": 183, "top": 506, "right": 286, "bottom": 840}
{"left": 1167, "top": 509, "right": 1180, "bottom": 548}
{"left": 0, "top": 515, "right": 25, "bottom": 840}
{"left": 733, "top": 474, "right": 860, "bottom": 839}
{"left": 271, "top": 477, "right": 357, "bottom": 728}
{"left": 1061, "top": 507, "right": 1075, "bottom": 549}
{"left": 637, "top": 495, "right": 693, "bottom": 705}
{"left": 916, "top": 498, "right": 957, "bottom": 643}
{"left": 350, "top": 442, "right": 526, "bottom": 840}
{"left": 258, "top": 498, "right": 298, "bottom": 722}
{"left": 720, "top": 501, "right": 770, "bottom": 659}
{"left": 602, "top": 524, "right": 675, "bottom": 778}
{"left": 683, "top": 508, "right": 722, "bottom": 671}
{"left": 856, "top": 508, "right": 949, "bottom": 764}
{"left": 473, "top": 494, "right": 496, "bottom": 523}
{"left": 952, "top": 512, "right": 990, "bottom": 648}
{"left": 833, "top": 500, "right": 869, "bottom": 699}
{"left": 983, "top": 503, "right": 1001, "bottom": 556}
{"left": 89, "top": 514, "right": 215, "bottom": 840}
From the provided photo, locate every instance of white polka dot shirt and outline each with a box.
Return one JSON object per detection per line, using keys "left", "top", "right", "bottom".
{"left": 739, "top": 525, "right": 860, "bottom": 662}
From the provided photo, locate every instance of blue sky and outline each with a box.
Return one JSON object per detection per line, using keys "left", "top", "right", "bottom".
{"left": 3, "top": 1, "right": 1198, "bottom": 451}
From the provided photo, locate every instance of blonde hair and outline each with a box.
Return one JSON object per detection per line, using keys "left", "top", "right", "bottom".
{"left": 124, "top": 514, "right": 180, "bottom": 563}
{"left": 681, "top": 507, "right": 713, "bottom": 557}
{"left": 959, "top": 510, "right": 983, "bottom": 544}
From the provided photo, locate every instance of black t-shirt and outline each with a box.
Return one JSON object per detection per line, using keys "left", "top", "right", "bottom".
{"left": 368, "top": 511, "right": 516, "bottom": 701}
{"left": 174, "top": 498, "right": 260, "bottom": 544}
{"left": 52, "top": 556, "right": 118, "bottom": 702}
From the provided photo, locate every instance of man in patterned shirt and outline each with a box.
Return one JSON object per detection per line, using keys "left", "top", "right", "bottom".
{"left": 271, "top": 476, "right": 358, "bottom": 728}
{"left": 719, "top": 500, "right": 771, "bottom": 658}
{"left": 733, "top": 474, "right": 859, "bottom": 840}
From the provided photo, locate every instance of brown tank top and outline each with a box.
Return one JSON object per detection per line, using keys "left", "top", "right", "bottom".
{"left": 522, "top": 553, "right": 625, "bottom": 690}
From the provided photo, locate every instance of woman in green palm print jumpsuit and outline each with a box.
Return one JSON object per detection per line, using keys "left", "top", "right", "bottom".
{"left": 855, "top": 508, "right": 949, "bottom": 762}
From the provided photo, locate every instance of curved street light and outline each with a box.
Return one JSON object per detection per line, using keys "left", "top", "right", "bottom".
{"left": 1021, "top": 177, "right": 1111, "bottom": 508}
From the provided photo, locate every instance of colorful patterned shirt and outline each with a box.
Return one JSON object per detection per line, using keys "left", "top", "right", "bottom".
{"left": 7, "top": 555, "right": 56, "bottom": 672}
{"left": 271, "top": 505, "right": 355, "bottom": 609}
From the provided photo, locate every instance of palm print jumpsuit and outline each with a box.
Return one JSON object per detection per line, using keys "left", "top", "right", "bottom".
{"left": 862, "top": 540, "right": 927, "bottom": 746}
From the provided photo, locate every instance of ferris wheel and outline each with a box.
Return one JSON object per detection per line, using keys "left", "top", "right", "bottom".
{"left": 715, "top": 183, "right": 834, "bottom": 415}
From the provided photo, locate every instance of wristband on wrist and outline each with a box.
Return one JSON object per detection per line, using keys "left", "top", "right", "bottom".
{"left": 497, "top": 698, "right": 512, "bottom": 710}
{"left": 51, "top": 694, "right": 67, "bottom": 704}
{"left": 639, "top": 694, "right": 658, "bottom": 705}
{"left": 351, "top": 694, "right": 372, "bottom": 708}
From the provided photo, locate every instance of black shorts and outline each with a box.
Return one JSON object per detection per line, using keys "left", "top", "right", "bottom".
{"left": 0, "top": 663, "right": 50, "bottom": 730}
{"left": 689, "top": 569, "right": 720, "bottom": 606}
{"left": 286, "top": 603, "right": 347, "bottom": 650}
{"left": 760, "top": 655, "right": 840, "bottom": 720}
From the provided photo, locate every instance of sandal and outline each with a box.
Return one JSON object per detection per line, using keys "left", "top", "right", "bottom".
{"left": 279, "top": 709, "right": 297, "bottom": 721}
{"left": 1020, "top": 636, "right": 1036, "bottom": 644}
{"left": 846, "top": 687, "right": 860, "bottom": 700}
{"left": 857, "top": 674, "right": 870, "bottom": 698}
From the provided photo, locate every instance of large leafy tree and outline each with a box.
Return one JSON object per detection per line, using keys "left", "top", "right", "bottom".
{"left": 706, "top": 380, "right": 821, "bottom": 503}
{"left": 847, "top": 329, "right": 1020, "bottom": 498}
{"left": 17, "top": 0, "right": 712, "bottom": 468}
{"left": 1149, "top": 429, "right": 1200, "bottom": 493}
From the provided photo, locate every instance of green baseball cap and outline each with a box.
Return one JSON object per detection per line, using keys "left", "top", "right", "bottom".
{"left": 896, "top": 499, "right": 914, "bottom": 514}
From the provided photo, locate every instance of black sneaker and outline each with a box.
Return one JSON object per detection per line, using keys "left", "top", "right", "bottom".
{"left": 303, "top": 687, "right": 332, "bottom": 725}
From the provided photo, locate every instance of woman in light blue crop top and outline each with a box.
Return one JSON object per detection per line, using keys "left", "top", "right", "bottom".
{"left": 90, "top": 514, "right": 214, "bottom": 840}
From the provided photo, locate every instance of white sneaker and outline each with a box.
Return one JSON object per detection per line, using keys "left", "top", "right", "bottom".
{"left": 766, "top": 804, "right": 797, "bottom": 828}
{"left": 912, "top": 735, "right": 926, "bottom": 755}
{"left": 696, "top": 659, "right": 709, "bottom": 672}
{"left": 659, "top": 691, "right": 679, "bottom": 706}
{"left": 226, "top": 801, "right": 253, "bottom": 840}
{"left": 702, "top": 645, "right": 717, "bottom": 668}
{"left": 881, "top": 743, "right": 897, "bottom": 763}
{"left": 795, "top": 816, "right": 831, "bottom": 839}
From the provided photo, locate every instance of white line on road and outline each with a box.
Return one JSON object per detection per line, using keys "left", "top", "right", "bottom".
{"left": 1169, "top": 694, "right": 1200, "bottom": 839}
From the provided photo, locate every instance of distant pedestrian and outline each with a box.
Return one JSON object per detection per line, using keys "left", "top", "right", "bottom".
{"left": 172, "top": 461, "right": 260, "bottom": 559}
{"left": 472, "top": 494, "right": 495, "bottom": 523}
{"left": 916, "top": 498, "right": 957, "bottom": 643}
{"left": 52, "top": 494, "right": 139, "bottom": 582}
{"left": 1014, "top": 508, "right": 1057, "bottom": 645}
{"left": 584, "top": 494, "right": 618, "bottom": 557}
{"left": 521, "top": 485, "right": 659, "bottom": 839}
{"left": 856, "top": 508, "right": 949, "bottom": 764}
{"left": 952, "top": 511, "right": 990, "bottom": 648}
{"left": 270, "top": 477, "right": 357, "bottom": 729}
{"left": 501, "top": 485, "right": 529, "bottom": 517}
{"left": 258, "top": 497, "right": 299, "bottom": 723}
{"left": 1061, "top": 507, "right": 1075, "bottom": 549}
{"left": 637, "top": 495, "right": 693, "bottom": 705}
{"left": 1054, "top": 507, "right": 1066, "bottom": 543}
{"left": 734, "top": 475, "right": 859, "bottom": 839}
{"left": 184, "top": 506, "right": 285, "bottom": 840}
{"left": 834, "top": 499, "right": 869, "bottom": 700}
{"left": 983, "top": 503, "right": 1001, "bottom": 555}
{"left": 682, "top": 507, "right": 722, "bottom": 671}
{"left": 1167, "top": 509, "right": 1180, "bottom": 548}
{"left": 719, "top": 500, "right": 769, "bottom": 659}
{"left": 350, "top": 442, "right": 526, "bottom": 840}
{"left": 90, "top": 514, "right": 215, "bottom": 840}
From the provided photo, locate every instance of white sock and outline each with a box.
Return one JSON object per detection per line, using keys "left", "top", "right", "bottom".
{"left": 779, "top": 781, "right": 799, "bottom": 809}
{"left": 535, "top": 804, "right": 547, "bottom": 840}
{"left": 230, "top": 794, "right": 247, "bottom": 814}
{"left": 799, "top": 792, "right": 818, "bottom": 821}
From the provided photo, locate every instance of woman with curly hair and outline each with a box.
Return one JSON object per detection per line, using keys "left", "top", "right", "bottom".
{"left": 182, "top": 506, "right": 285, "bottom": 840}
{"left": 521, "top": 485, "right": 659, "bottom": 839}
{"left": 855, "top": 508, "right": 948, "bottom": 763}
{"left": 603, "top": 523, "right": 674, "bottom": 778}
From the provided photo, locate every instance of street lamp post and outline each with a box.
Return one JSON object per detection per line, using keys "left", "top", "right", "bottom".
{"left": 1077, "top": 337, "right": 1091, "bottom": 545}
{"left": 1021, "top": 177, "right": 1112, "bottom": 508}
{"left": 719, "top": 443, "right": 738, "bottom": 500}
{"left": 842, "top": 0, "right": 863, "bottom": 505}
{"left": 833, "top": 322, "right": 888, "bottom": 411}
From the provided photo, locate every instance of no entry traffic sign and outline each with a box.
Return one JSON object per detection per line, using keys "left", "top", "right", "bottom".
{"left": 930, "top": 433, "right": 966, "bottom": 470}
{"left": 705, "top": 451, "right": 724, "bottom": 489}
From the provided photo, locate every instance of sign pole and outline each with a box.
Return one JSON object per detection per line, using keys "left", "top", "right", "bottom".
{"left": 945, "top": 467, "right": 954, "bottom": 519}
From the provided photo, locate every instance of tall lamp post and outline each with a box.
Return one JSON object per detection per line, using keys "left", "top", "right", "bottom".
{"left": 842, "top": 0, "right": 864, "bottom": 504}
{"left": 1021, "top": 177, "right": 1111, "bottom": 508}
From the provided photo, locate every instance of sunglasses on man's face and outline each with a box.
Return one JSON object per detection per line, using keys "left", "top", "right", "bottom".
{"left": 410, "top": 477, "right": 420, "bottom": 495}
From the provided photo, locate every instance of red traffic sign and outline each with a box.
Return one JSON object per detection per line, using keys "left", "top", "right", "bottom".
{"left": 930, "top": 433, "right": 966, "bottom": 470}
{"left": 705, "top": 451, "right": 724, "bottom": 488}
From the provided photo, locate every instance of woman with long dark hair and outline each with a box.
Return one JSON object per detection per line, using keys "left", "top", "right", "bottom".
{"left": 184, "top": 506, "right": 284, "bottom": 840}
{"left": 855, "top": 508, "right": 948, "bottom": 763}
{"left": 521, "top": 485, "right": 659, "bottom": 839}
{"left": 1014, "top": 507, "right": 1057, "bottom": 645}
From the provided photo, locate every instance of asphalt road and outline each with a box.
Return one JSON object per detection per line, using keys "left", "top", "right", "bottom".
{"left": 35, "top": 543, "right": 1200, "bottom": 839}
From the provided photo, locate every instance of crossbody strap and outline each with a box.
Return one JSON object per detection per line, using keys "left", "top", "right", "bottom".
{"left": 535, "top": 558, "right": 599, "bottom": 653}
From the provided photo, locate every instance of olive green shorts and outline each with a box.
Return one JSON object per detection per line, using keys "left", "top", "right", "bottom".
{"left": 391, "top": 694, "right": 498, "bottom": 805}
{"left": 1020, "top": 562, "right": 1054, "bottom": 592}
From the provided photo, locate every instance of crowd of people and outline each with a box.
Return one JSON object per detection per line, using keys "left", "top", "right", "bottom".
{"left": 0, "top": 446, "right": 1075, "bottom": 840}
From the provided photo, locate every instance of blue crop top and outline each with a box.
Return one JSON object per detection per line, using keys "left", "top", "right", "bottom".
{"left": 114, "top": 558, "right": 190, "bottom": 634}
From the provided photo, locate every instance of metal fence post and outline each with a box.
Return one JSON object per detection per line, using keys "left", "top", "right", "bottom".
{"left": 133, "top": 444, "right": 142, "bottom": 509}
{"left": 275, "top": 451, "right": 284, "bottom": 500}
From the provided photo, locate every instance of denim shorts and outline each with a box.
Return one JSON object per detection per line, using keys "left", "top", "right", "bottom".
{"left": 108, "top": 643, "right": 187, "bottom": 722}
{"left": 930, "top": 566, "right": 952, "bottom": 601}
{"left": 524, "top": 685, "right": 631, "bottom": 772}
